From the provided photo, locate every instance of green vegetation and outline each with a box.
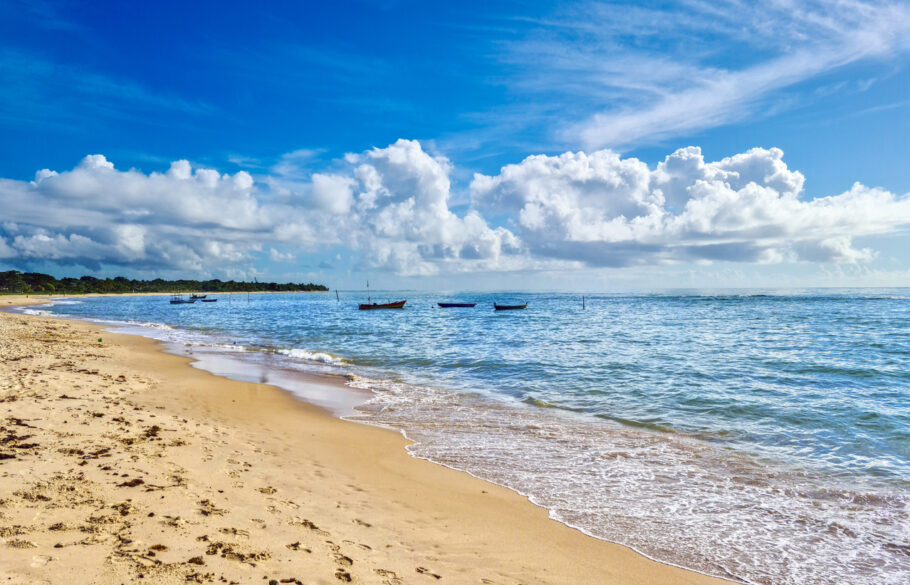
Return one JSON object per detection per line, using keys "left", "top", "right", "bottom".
{"left": 0, "top": 270, "right": 328, "bottom": 295}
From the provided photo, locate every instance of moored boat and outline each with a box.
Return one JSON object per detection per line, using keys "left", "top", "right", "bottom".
{"left": 169, "top": 294, "right": 196, "bottom": 305}
{"left": 493, "top": 302, "right": 527, "bottom": 311}
{"left": 359, "top": 300, "right": 406, "bottom": 310}
{"left": 190, "top": 294, "right": 207, "bottom": 299}
{"left": 438, "top": 302, "right": 476, "bottom": 308}
{"left": 201, "top": 298, "right": 217, "bottom": 303}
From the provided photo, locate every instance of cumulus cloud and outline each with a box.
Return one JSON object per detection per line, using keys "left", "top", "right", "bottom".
{"left": 0, "top": 143, "right": 522, "bottom": 276}
{"left": 0, "top": 236, "right": 18, "bottom": 258}
{"left": 320, "top": 139, "right": 520, "bottom": 275}
{"left": 1, "top": 142, "right": 908, "bottom": 277}
{"left": 310, "top": 173, "right": 356, "bottom": 215}
{"left": 471, "top": 146, "right": 910, "bottom": 267}
{"left": 0, "top": 154, "right": 269, "bottom": 272}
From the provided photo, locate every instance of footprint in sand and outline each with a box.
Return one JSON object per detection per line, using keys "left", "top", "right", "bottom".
{"left": 285, "top": 541, "right": 311, "bottom": 553}
{"left": 374, "top": 569, "right": 403, "bottom": 585}
{"left": 30, "top": 555, "right": 53, "bottom": 567}
{"left": 197, "top": 499, "right": 226, "bottom": 516}
{"left": 416, "top": 566, "right": 442, "bottom": 580}
{"left": 290, "top": 517, "right": 328, "bottom": 536}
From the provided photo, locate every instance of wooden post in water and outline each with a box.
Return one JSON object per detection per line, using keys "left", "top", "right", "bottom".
{"left": 335, "top": 289, "right": 340, "bottom": 302}
{"left": 582, "top": 295, "right": 586, "bottom": 309}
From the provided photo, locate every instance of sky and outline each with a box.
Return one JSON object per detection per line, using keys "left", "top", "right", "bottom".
{"left": 1, "top": 0, "right": 910, "bottom": 291}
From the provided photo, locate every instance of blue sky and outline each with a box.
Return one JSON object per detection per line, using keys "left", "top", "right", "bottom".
{"left": 1, "top": 0, "right": 910, "bottom": 290}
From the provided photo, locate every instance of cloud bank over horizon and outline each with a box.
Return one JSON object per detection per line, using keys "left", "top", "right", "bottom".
{"left": 2, "top": 139, "right": 909, "bottom": 280}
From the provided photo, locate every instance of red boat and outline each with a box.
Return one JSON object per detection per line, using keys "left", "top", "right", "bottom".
{"left": 358, "top": 300, "right": 406, "bottom": 310}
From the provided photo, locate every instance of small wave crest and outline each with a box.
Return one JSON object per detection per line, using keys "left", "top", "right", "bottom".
{"left": 125, "top": 320, "right": 176, "bottom": 331}
{"left": 278, "top": 347, "right": 344, "bottom": 365}
{"left": 46, "top": 299, "right": 83, "bottom": 305}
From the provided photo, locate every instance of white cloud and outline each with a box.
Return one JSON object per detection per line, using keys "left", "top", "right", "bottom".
{"left": 1, "top": 141, "right": 908, "bottom": 278}
{"left": 321, "top": 139, "right": 521, "bottom": 275}
{"left": 0, "top": 236, "right": 17, "bottom": 258}
{"left": 269, "top": 248, "right": 296, "bottom": 262}
{"left": 0, "top": 141, "right": 523, "bottom": 276}
{"left": 311, "top": 173, "right": 356, "bottom": 214}
{"left": 471, "top": 145, "right": 910, "bottom": 267}
{"left": 0, "top": 155, "right": 272, "bottom": 273}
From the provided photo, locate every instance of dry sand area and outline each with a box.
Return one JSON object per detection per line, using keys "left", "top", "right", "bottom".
{"left": 0, "top": 298, "right": 731, "bottom": 585}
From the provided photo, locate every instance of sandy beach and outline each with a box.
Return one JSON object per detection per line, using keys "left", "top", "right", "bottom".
{"left": 0, "top": 296, "right": 731, "bottom": 585}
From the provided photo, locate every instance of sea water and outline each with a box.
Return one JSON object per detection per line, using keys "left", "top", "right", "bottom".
{"left": 33, "top": 290, "right": 910, "bottom": 585}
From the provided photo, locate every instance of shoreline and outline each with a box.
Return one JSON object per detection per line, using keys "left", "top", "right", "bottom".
{"left": 1, "top": 290, "right": 330, "bottom": 302}
{"left": 1, "top": 295, "right": 732, "bottom": 584}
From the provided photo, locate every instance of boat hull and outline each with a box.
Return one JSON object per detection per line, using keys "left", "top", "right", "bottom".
{"left": 359, "top": 300, "right": 406, "bottom": 310}
{"left": 438, "top": 302, "right": 476, "bottom": 308}
{"left": 494, "top": 303, "right": 527, "bottom": 311}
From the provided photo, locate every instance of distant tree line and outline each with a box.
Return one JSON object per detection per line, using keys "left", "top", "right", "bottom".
{"left": 0, "top": 271, "right": 328, "bottom": 295}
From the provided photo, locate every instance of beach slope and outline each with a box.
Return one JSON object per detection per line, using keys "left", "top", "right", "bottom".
{"left": 0, "top": 300, "right": 731, "bottom": 585}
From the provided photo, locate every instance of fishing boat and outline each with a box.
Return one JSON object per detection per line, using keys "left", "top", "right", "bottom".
{"left": 190, "top": 294, "right": 207, "bottom": 300}
{"left": 359, "top": 300, "right": 406, "bottom": 310}
{"left": 438, "top": 302, "right": 476, "bottom": 308}
{"left": 358, "top": 280, "right": 405, "bottom": 310}
{"left": 201, "top": 298, "right": 217, "bottom": 303}
{"left": 169, "top": 294, "right": 196, "bottom": 305}
{"left": 494, "top": 302, "right": 527, "bottom": 311}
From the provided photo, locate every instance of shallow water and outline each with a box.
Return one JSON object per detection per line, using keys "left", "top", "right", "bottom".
{"left": 36, "top": 290, "right": 910, "bottom": 585}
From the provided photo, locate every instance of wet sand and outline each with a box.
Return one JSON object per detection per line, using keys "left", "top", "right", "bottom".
{"left": 0, "top": 296, "right": 732, "bottom": 585}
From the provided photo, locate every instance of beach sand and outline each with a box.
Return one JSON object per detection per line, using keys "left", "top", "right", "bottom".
{"left": 1, "top": 297, "right": 732, "bottom": 585}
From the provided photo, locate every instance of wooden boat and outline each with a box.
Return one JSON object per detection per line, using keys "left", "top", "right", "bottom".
{"left": 358, "top": 300, "right": 406, "bottom": 310}
{"left": 493, "top": 303, "right": 527, "bottom": 311}
{"left": 201, "top": 299, "right": 217, "bottom": 303}
{"left": 190, "top": 294, "right": 207, "bottom": 300}
{"left": 169, "top": 294, "right": 196, "bottom": 305}
{"left": 358, "top": 280, "right": 405, "bottom": 310}
{"left": 438, "top": 302, "right": 476, "bottom": 308}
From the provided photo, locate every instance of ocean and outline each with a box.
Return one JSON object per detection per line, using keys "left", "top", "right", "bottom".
{"left": 27, "top": 290, "right": 910, "bottom": 585}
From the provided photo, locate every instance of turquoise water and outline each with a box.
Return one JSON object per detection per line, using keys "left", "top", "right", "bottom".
{"left": 35, "top": 290, "right": 910, "bottom": 585}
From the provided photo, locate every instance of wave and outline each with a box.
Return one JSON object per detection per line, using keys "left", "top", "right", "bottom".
{"left": 277, "top": 347, "right": 345, "bottom": 365}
